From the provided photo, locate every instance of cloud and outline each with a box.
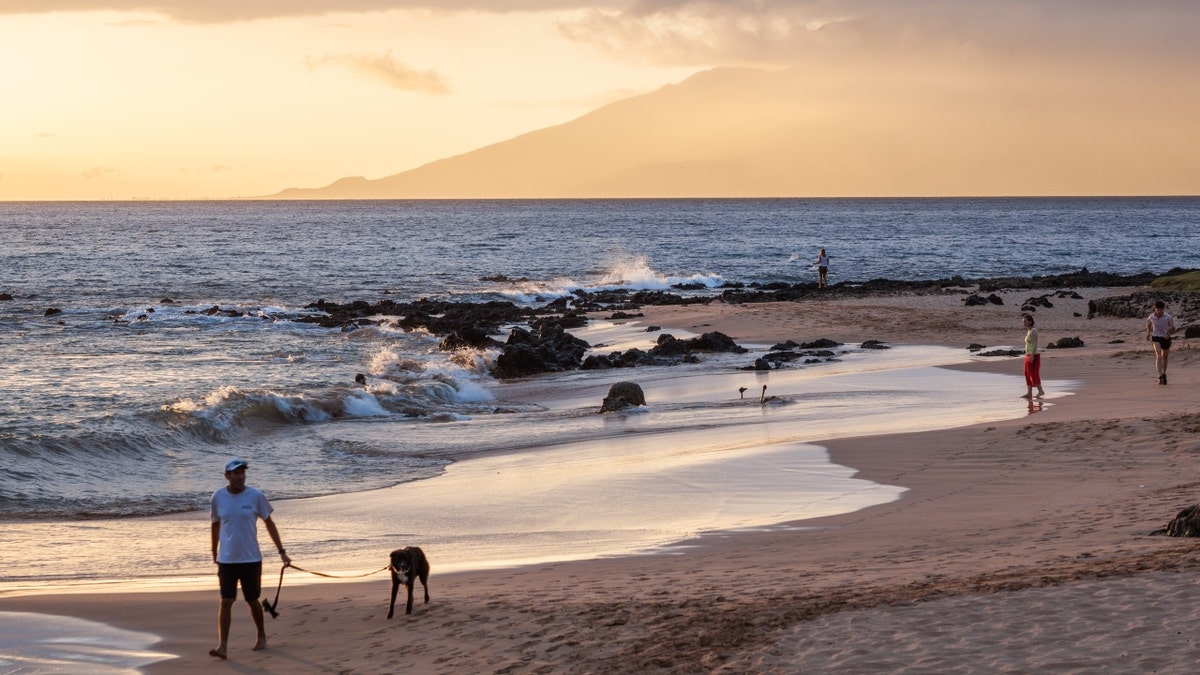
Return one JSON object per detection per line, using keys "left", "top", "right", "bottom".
{"left": 559, "top": 0, "right": 1200, "bottom": 69}
{"left": 306, "top": 51, "right": 450, "bottom": 94}
{"left": 0, "top": 1, "right": 621, "bottom": 23}
{"left": 83, "top": 166, "right": 120, "bottom": 179}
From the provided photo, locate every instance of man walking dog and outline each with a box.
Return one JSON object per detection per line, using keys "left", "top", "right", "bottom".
{"left": 210, "top": 457, "right": 291, "bottom": 659}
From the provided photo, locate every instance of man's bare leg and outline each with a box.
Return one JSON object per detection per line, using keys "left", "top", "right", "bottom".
{"left": 249, "top": 599, "right": 268, "bottom": 650}
{"left": 210, "top": 598, "right": 234, "bottom": 659}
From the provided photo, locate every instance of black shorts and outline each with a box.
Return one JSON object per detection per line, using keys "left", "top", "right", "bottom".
{"left": 217, "top": 561, "right": 263, "bottom": 601}
{"left": 1152, "top": 335, "right": 1173, "bottom": 350}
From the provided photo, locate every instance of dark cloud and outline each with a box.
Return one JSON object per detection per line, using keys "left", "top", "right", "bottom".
{"left": 562, "top": 0, "right": 1200, "bottom": 69}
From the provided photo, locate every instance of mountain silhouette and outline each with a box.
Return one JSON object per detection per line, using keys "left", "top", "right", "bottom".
{"left": 262, "top": 65, "right": 1198, "bottom": 199}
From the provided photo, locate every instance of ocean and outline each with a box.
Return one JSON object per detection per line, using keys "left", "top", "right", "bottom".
{"left": 1, "top": 197, "right": 1197, "bottom": 592}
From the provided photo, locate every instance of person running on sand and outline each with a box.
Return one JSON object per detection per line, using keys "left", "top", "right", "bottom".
{"left": 815, "top": 248, "right": 829, "bottom": 288}
{"left": 1146, "top": 299, "right": 1177, "bottom": 385}
{"left": 1020, "top": 313, "right": 1045, "bottom": 399}
{"left": 210, "top": 458, "right": 291, "bottom": 659}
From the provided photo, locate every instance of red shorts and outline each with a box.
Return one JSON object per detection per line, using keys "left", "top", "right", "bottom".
{"left": 1024, "top": 353, "right": 1041, "bottom": 387}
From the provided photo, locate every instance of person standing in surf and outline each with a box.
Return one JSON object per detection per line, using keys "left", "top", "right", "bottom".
{"left": 1146, "top": 299, "right": 1177, "bottom": 385}
{"left": 1021, "top": 313, "right": 1045, "bottom": 399}
{"left": 815, "top": 248, "right": 829, "bottom": 288}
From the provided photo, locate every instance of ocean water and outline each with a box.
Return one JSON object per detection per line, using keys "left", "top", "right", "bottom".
{"left": 0, "top": 197, "right": 1197, "bottom": 589}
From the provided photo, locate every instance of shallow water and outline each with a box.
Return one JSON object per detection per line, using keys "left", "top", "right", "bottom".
{"left": 0, "top": 611, "right": 173, "bottom": 673}
{"left": 0, "top": 341, "right": 1062, "bottom": 593}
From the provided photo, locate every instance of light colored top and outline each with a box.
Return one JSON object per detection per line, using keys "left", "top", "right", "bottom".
{"left": 817, "top": 254, "right": 829, "bottom": 268}
{"left": 211, "top": 486, "right": 273, "bottom": 563}
{"left": 1025, "top": 327, "right": 1038, "bottom": 355}
{"left": 1147, "top": 311, "right": 1176, "bottom": 338}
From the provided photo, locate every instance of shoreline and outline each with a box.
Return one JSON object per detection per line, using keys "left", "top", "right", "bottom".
{"left": 4, "top": 288, "right": 1199, "bottom": 672}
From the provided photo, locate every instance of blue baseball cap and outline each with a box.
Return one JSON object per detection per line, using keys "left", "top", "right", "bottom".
{"left": 224, "top": 458, "right": 249, "bottom": 472}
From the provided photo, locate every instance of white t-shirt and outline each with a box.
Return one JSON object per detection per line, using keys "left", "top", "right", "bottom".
{"left": 211, "top": 486, "right": 273, "bottom": 564}
{"left": 1147, "top": 311, "right": 1176, "bottom": 338}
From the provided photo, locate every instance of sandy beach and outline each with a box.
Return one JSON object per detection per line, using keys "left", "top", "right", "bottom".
{"left": 5, "top": 287, "right": 1200, "bottom": 673}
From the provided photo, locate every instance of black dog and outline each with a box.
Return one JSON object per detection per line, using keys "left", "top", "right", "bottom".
{"left": 387, "top": 546, "right": 430, "bottom": 618}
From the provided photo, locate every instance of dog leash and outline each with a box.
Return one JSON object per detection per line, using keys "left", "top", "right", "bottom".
{"left": 262, "top": 564, "right": 288, "bottom": 619}
{"left": 286, "top": 563, "right": 391, "bottom": 579}
{"left": 261, "top": 563, "right": 391, "bottom": 619}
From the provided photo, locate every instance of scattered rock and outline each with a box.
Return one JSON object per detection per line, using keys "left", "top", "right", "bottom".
{"left": 1152, "top": 504, "right": 1200, "bottom": 536}
{"left": 977, "top": 349, "right": 1023, "bottom": 357}
{"left": 1047, "top": 337, "right": 1085, "bottom": 349}
{"left": 599, "top": 381, "right": 646, "bottom": 413}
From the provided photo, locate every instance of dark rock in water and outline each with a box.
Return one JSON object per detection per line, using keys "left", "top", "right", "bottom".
{"left": 1152, "top": 504, "right": 1200, "bottom": 536}
{"left": 201, "top": 305, "right": 244, "bottom": 318}
{"left": 0, "top": 292, "right": 13, "bottom": 301}
{"left": 599, "top": 381, "right": 646, "bottom": 413}
{"left": 534, "top": 313, "right": 588, "bottom": 330}
{"left": 800, "top": 338, "right": 842, "bottom": 349}
{"left": 649, "top": 334, "right": 691, "bottom": 356}
{"left": 492, "top": 324, "right": 590, "bottom": 379}
{"left": 159, "top": 297, "right": 174, "bottom": 304}
{"left": 44, "top": 307, "right": 62, "bottom": 317}
{"left": 770, "top": 340, "right": 801, "bottom": 351}
{"left": 860, "top": 340, "right": 890, "bottom": 350}
{"left": 752, "top": 357, "right": 772, "bottom": 371}
{"left": 581, "top": 354, "right": 615, "bottom": 370}
{"left": 967, "top": 343, "right": 986, "bottom": 351}
{"left": 439, "top": 326, "right": 501, "bottom": 351}
{"left": 649, "top": 331, "right": 747, "bottom": 357}
{"left": 689, "top": 331, "right": 748, "bottom": 353}
{"left": 645, "top": 325, "right": 661, "bottom": 332}
{"left": 1047, "top": 337, "right": 1085, "bottom": 349}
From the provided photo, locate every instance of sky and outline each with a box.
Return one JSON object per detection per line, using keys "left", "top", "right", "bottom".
{"left": 2, "top": 1, "right": 1198, "bottom": 200}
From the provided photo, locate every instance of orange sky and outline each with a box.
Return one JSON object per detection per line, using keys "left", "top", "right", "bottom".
{"left": 2, "top": 1, "right": 1198, "bottom": 200}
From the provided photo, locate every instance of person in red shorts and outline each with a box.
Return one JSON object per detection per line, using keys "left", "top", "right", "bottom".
{"left": 1020, "top": 313, "right": 1045, "bottom": 399}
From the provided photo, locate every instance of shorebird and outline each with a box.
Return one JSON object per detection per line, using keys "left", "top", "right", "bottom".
{"left": 759, "top": 384, "right": 779, "bottom": 404}
{"left": 738, "top": 386, "right": 748, "bottom": 399}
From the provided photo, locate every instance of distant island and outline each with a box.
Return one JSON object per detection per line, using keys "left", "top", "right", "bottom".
{"left": 259, "top": 66, "right": 1199, "bottom": 200}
